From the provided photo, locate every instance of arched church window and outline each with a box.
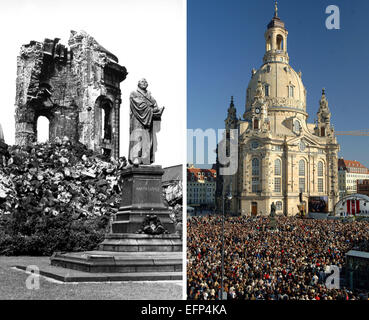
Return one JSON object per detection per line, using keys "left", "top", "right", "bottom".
{"left": 318, "top": 161, "right": 324, "bottom": 177}
{"left": 264, "top": 84, "right": 270, "bottom": 97}
{"left": 318, "top": 161, "right": 324, "bottom": 192}
{"left": 299, "top": 159, "right": 306, "bottom": 176}
{"left": 299, "top": 159, "right": 306, "bottom": 192}
{"left": 288, "top": 85, "right": 294, "bottom": 98}
{"left": 253, "top": 119, "right": 259, "bottom": 130}
{"left": 252, "top": 158, "right": 260, "bottom": 176}
{"left": 100, "top": 99, "right": 112, "bottom": 141}
{"left": 252, "top": 158, "right": 260, "bottom": 193}
{"left": 36, "top": 116, "right": 49, "bottom": 143}
{"left": 274, "top": 159, "right": 282, "bottom": 193}
{"left": 274, "top": 159, "right": 281, "bottom": 176}
{"left": 276, "top": 35, "right": 284, "bottom": 50}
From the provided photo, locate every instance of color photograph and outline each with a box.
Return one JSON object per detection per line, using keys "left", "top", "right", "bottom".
{"left": 187, "top": 0, "right": 369, "bottom": 300}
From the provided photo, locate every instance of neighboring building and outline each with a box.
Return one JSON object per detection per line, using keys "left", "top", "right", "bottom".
{"left": 216, "top": 4, "right": 340, "bottom": 216}
{"left": 187, "top": 165, "right": 217, "bottom": 209}
{"left": 357, "top": 179, "right": 369, "bottom": 197}
{"left": 14, "top": 31, "right": 127, "bottom": 159}
{"left": 338, "top": 159, "right": 369, "bottom": 197}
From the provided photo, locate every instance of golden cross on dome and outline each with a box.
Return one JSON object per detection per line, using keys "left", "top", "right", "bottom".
{"left": 274, "top": 1, "right": 278, "bottom": 17}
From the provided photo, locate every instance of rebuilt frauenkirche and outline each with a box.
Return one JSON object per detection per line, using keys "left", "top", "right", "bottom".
{"left": 217, "top": 4, "right": 340, "bottom": 216}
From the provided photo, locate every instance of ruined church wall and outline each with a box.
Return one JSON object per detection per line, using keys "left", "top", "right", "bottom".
{"left": 14, "top": 31, "right": 127, "bottom": 159}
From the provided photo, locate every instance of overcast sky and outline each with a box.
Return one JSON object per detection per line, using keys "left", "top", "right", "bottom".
{"left": 0, "top": 0, "right": 186, "bottom": 168}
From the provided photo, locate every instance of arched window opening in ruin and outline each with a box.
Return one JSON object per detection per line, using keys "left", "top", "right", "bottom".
{"left": 37, "top": 116, "right": 50, "bottom": 143}
{"left": 276, "top": 35, "right": 284, "bottom": 50}
{"left": 101, "top": 100, "right": 112, "bottom": 141}
{"left": 101, "top": 107, "right": 106, "bottom": 139}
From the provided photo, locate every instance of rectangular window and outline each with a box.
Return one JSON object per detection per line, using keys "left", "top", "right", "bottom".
{"left": 299, "top": 178, "right": 305, "bottom": 192}
{"left": 275, "top": 160, "right": 281, "bottom": 176}
{"left": 288, "top": 86, "right": 294, "bottom": 98}
{"left": 274, "top": 177, "right": 281, "bottom": 193}
{"left": 252, "top": 165, "right": 259, "bottom": 176}
{"left": 318, "top": 178, "right": 324, "bottom": 192}
{"left": 264, "top": 85, "right": 269, "bottom": 97}
{"left": 252, "top": 178, "right": 259, "bottom": 193}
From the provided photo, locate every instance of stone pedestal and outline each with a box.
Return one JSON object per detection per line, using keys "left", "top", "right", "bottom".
{"left": 112, "top": 165, "right": 175, "bottom": 234}
{"left": 50, "top": 165, "right": 182, "bottom": 280}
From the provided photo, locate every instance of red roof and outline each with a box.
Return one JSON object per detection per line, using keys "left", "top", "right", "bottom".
{"left": 338, "top": 159, "right": 369, "bottom": 174}
{"left": 187, "top": 167, "right": 216, "bottom": 182}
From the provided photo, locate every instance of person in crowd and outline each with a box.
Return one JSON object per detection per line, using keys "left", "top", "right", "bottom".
{"left": 187, "top": 216, "right": 369, "bottom": 300}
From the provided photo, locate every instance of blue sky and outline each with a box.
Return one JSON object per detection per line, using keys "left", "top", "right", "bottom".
{"left": 187, "top": 0, "right": 369, "bottom": 167}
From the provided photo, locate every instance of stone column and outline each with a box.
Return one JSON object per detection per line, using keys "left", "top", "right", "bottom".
{"left": 15, "top": 106, "right": 37, "bottom": 146}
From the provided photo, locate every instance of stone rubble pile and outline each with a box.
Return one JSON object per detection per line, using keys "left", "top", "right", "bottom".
{"left": 164, "top": 182, "right": 183, "bottom": 224}
{"left": 0, "top": 137, "right": 183, "bottom": 254}
{"left": 0, "top": 137, "right": 126, "bottom": 219}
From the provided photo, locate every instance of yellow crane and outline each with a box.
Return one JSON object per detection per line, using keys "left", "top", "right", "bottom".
{"left": 335, "top": 130, "right": 369, "bottom": 136}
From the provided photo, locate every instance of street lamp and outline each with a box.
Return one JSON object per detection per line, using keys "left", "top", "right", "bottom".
{"left": 220, "top": 185, "right": 232, "bottom": 301}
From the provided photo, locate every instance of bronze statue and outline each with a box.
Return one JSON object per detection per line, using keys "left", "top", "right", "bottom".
{"left": 270, "top": 202, "right": 276, "bottom": 217}
{"left": 128, "top": 78, "right": 164, "bottom": 166}
{"left": 269, "top": 202, "right": 278, "bottom": 231}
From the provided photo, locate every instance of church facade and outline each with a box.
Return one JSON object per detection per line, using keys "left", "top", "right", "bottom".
{"left": 216, "top": 6, "right": 340, "bottom": 216}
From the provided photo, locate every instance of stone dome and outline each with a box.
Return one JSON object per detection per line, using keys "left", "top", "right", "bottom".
{"left": 246, "top": 61, "right": 306, "bottom": 114}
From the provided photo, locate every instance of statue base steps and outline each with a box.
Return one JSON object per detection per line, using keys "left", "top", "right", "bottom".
{"left": 99, "top": 233, "right": 182, "bottom": 252}
{"left": 50, "top": 250, "right": 182, "bottom": 275}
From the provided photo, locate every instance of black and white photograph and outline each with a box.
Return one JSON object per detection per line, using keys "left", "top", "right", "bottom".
{"left": 0, "top": 0, "right": 185, "bottom": 300}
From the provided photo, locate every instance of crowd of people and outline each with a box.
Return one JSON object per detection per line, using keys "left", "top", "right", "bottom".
{"left": 187, "top": 216, "right": 369, "bottom": 300}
